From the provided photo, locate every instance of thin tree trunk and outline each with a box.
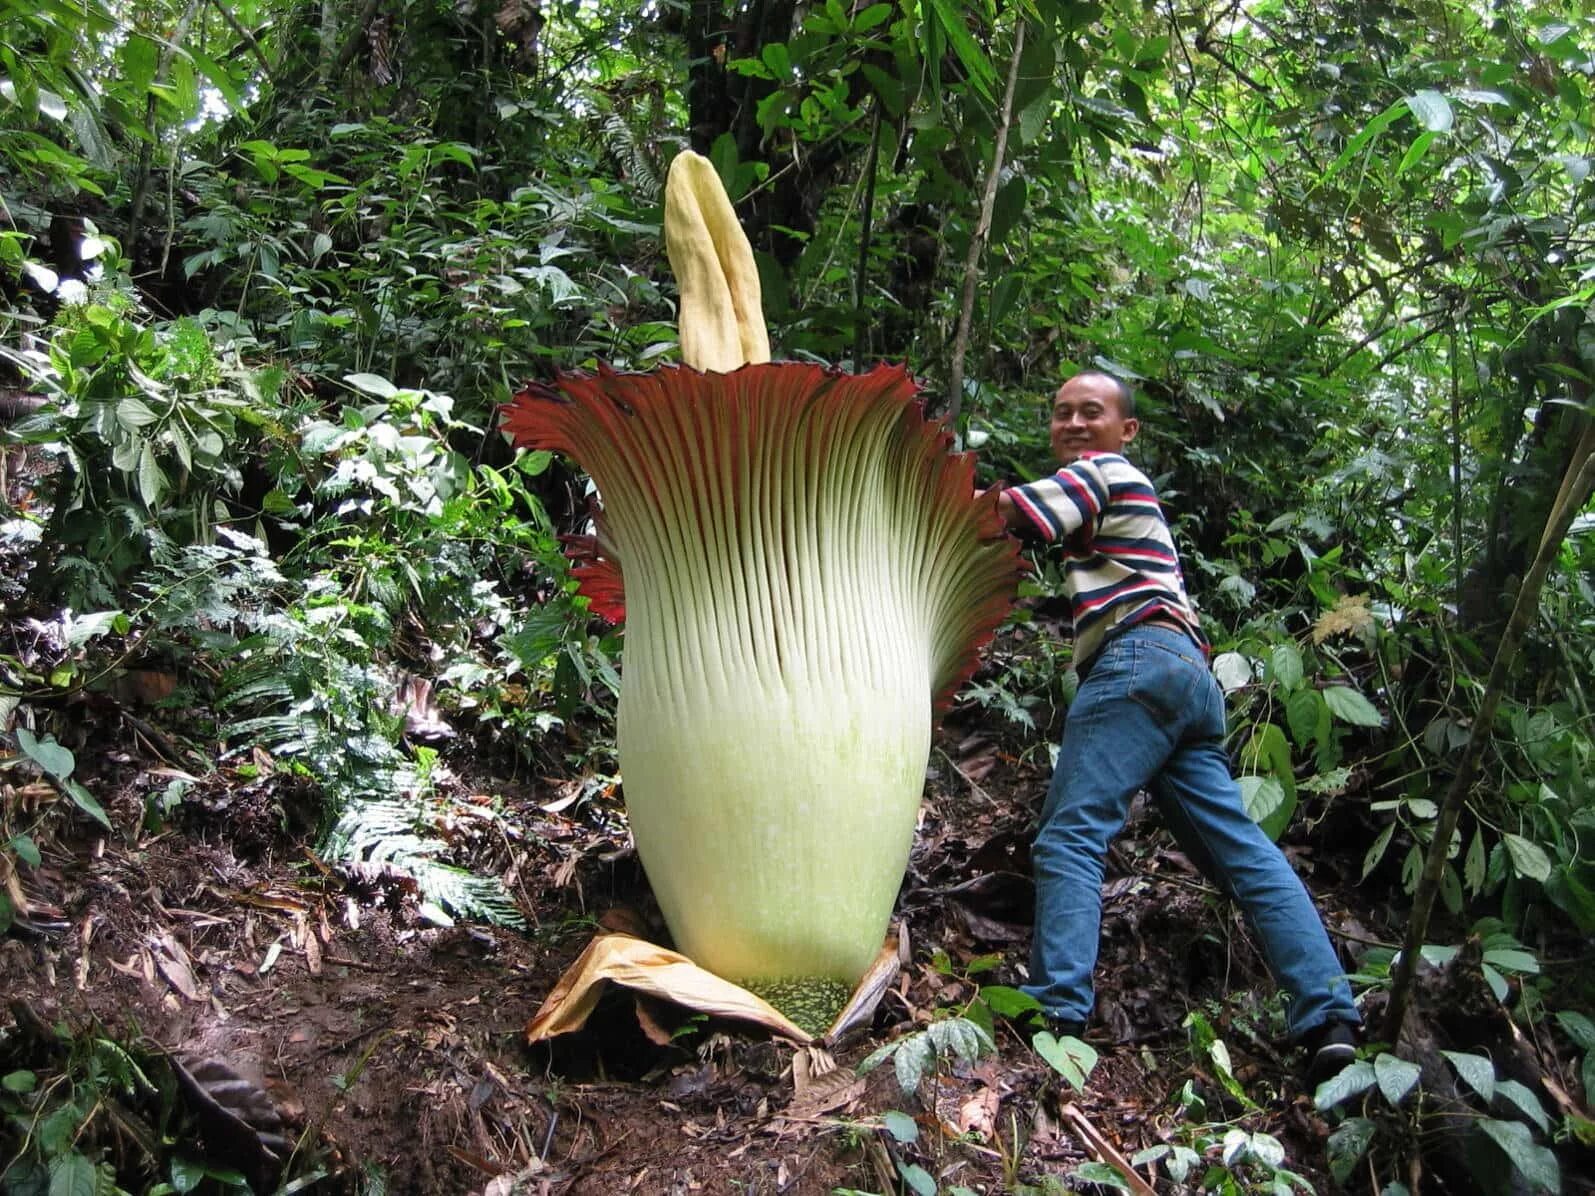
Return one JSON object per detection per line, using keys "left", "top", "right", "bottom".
{"left": 943, "top": 17, "right": 1025, "bottom": 426}
{"left": 319, "top": 0, "right": 341, "bottom": 86}
{"left": 1383, "top": 416, "right": 1595, "bottom": 1042}
{"left": 852, "top": 104, "right": 882, "bottom": 370}
{"left": 127, "top": 0, "right": 206, "bottom": 262}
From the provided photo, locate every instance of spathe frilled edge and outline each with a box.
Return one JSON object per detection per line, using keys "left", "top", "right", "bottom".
{"left": 501, "top": 360, "right": 1025, "bottom": 716}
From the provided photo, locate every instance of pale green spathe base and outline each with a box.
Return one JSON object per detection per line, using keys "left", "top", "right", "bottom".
{"left": 620, "top": 679, "right": 930, "bottom": 986}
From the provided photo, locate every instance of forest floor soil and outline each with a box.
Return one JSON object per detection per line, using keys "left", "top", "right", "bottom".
{"left": 1, "top": 709, "right": 1391, "bottom": 1195}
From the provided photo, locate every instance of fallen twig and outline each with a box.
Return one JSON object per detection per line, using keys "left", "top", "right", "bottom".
{"left": 1059, "top": 1103, "right": 1156, "bottom": 1196}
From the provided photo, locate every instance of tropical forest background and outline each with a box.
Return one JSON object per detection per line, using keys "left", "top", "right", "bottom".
{"left": 1, "top": 0, "right": 1593, "bottom": 1193}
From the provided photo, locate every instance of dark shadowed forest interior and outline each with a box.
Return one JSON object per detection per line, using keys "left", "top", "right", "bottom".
{"left": 1, "top": 1, "right": 1593, "bottom": 1193}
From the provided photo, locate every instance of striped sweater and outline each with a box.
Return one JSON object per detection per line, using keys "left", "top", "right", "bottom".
{"left": 1008, "top": 451, "right": 1208, "bottom": 667}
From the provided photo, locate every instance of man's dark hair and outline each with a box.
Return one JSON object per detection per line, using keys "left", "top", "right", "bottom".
{"left": 1073, "top": 370, "right": 1136, "bottom": 419}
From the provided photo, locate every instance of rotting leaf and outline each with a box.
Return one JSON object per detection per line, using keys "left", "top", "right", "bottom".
{"left": 169, "top": 1053, "right": 289, "bottom": 1191}
{"left": 149, "top": 931, "right": 202, "bottom": 1002}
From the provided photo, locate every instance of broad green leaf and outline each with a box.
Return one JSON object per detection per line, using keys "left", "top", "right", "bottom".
{"left": 111, "top": 433, "right": 141, "bottom": 473}
{"left": 978, "top": 985, "right": 1042, "bottom": 1019}
{"left": 1213, "top": 651, "right": 1252, "bottom": 692}
{"left": 47, "top": 1152, "right": 97, "bottom": 1196}
{"left": 1456, "top": 88, "right": 1513, "bottom": 107}
{"left": 928, "top": 1016, "right": 994, "bottom": 1062}
{"left": 1494, "top": 1079, "right": 1550, "bottom": 1135}
{"left": 853, "top": 3, "right": 893, "bottom": 32}
{"left": 1247, "top": 1132, "right": 1285, "bottom": 1168}
{"left": 1482, "top": 948, "right": 1538, "bottom": 975}
{"left": 1318, "top": 100, "right": 1405, "bottom": 188}
{"left": 117, "top": 396, "right": 159, "bottom": 429}
{"left": 1315, "top": 1059, "right": 1376, "bottom": 1110}
{"left": 16, "top": 727, "right": 74, "bottom": 779}
{"left": 1374, "top": 1052, "right": 1421, "bottom": 1105}
{"left": 345, "top": 372, "right": 398, "bottom": 398}
{"left": 189, "top": 48, "right": 243, "bottom": 111}
{"left": 170, "top": 1155, "right": 206, "bottom": 1193}
{"left": 989, "top": 174, "right": 1027, "bottom": 244}
{"left": 123, "top": 33, "right": 159, "bottom": 94}
{"left": 1472, "top": 1118, "right": 1560, "bottom": 1195}
{"left": 1240, "top": 722, "right": 1296, "bottom": 839}
{"left": 63, "top": 778, "right": 112, "bottom": 831}
{"left": 65, "top": 609, "right": 126, "bottom": 647}
{"left": 1405, "top": 90, "right": 1453, "bottom": 132}
{"left": 1286, "top": 688, "right": 1325, "bottom": 748}
{"left": 37, "top": 88, "right": 68, "bottom": 122}
{"left": 1324, "top": 686, "right": 1382, "bottom": 727}
{"left": 861, "top": 64, "right": 906, "bottom": 116}
{"left": 856, "top": 1040, "right": 895, "bottom": 1074}
{"left": 897, "top": 1162, "right": 937, "bottom": 1196}
{"left": 881, "top": 1109, "right": 918, "bottom": 1143}
{"left": 1481, "top": 962, "right": 1508, "bottom": 1002}
{"left": 138, "top": 441, "right": 165, "bottom": 507}
{"left": 927, "top": 0, "right": 996, "bottom": 102}
{"left": 169, "top": 424, "right": 192, "bottom": 472}
{"left": 1018, "top": 91, "right": 1051, "bottom": 144}
{"left": 893, "top": 1032, "right": 934, "bottom": 1094}
{"left": 1166, "top": 1145, "right": 1201, "bottom": 1183}
{"left": 1465, "top": 828, "right": 1487, "bottom": 895}
{"left": 1069, "top": 1162, "right": 1131, "bottom": 1189}
{"left": 1556, "top": 1010, "right": 1595, "bottom": 1051}
{"left": 1396, "top": 130, "right": 1437, "bottom": 176}
{"left": 1326, "top": 1117, "right": 1375, "bottom": 1184}
{"left": 1362, "top": 823, "right": 1394, "bottom": 881}
{"left": 710, "top": 133, "right": 741, "bottom": 198}
{"left": 1269, "top": 642, "right": 1304, "bottom": 690}
{"left": 1239, "top": 775, "right": 1288, "bottom": 835}
{"left": 2, "top": 1069, "right": 36, "bottom": 1092}
{"left": 1442, "top": 1050, "right": 1495, "bottom": 1102}
{"left": 1501, "top": 834, "right": 1551, "bottom": 882}
{"left": 8, "top": 834, "right": 41, "bottom": 867}
{"left": 1032, "top": 1030, "right": 1097, "bottom": 1090}
{"left": 760, "top": 42, "right": 792, "bottom": 81}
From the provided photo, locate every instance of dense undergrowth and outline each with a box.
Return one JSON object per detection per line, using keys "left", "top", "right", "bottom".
{"left": 2, "top": 0, "right": 1593, "bottom": 1191}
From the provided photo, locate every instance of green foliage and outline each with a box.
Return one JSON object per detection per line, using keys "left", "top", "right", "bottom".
{"left": 1134, "top": 1074, "right": 1314, "bottom": 1195}
{"left": 1, "top": 1029, "right": 162, "bottom": 1196}
{"left": 857, "top": 1016, "right": 996, "bottom": 1098}
{"left": 2, "top": 2, "right": 1593, "bottom": 1189}
{"left": 1029, "top": 1029, "right": 1097, "bottom": 1092}
{"left": 1319, "top": 929, "right": 1568, "bottom": 1195}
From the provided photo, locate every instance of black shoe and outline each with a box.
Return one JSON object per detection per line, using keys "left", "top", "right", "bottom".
{"left": 1302, "top": 1020, "right": 1359, "bottom": 1088}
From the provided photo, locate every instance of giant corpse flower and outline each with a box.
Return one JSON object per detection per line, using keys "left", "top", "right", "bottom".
{"left": 504, "top": 152, "right": 1021, "bottom": 1030}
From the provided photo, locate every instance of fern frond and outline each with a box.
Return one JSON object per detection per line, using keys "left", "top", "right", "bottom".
{"left": 601, "top": 112, "right": 662, "bottom": 202}
{"left": 326, "top": 796, "right": 526, "bottom": 928}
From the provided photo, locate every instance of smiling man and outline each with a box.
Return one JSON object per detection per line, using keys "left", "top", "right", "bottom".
{"left": 993, "top": 370, "right": 1361, "bottom": 1086}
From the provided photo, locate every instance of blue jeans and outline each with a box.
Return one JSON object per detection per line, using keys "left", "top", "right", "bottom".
{"left": 1023, "top": 624, "right": 1359, "bottom": 1039}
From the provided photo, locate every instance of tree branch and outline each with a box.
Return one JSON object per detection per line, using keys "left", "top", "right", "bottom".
{"left": 942, "top": 15, "right": 1026, "bottom": 425}
{"left": 1382, "top": 414, "right": 1595, "bottom": 1042}
{"left": 128, "top": 0, "right": 206, "bottom": 262}
{"left": 852, "top": 103, "right": 883, "bottom": 370}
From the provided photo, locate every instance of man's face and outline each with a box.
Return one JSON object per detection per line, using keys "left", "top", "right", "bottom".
{"left": 1049, "top": 375, "right": 1138, "bottom": 465}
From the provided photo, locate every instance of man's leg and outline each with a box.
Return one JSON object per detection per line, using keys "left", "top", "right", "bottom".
{"left": 1022, "top": 633, "right": 1200, "bottom": 1023}
{"left": 1151, "top": 670, "right": 1360, "bottom": 1039}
